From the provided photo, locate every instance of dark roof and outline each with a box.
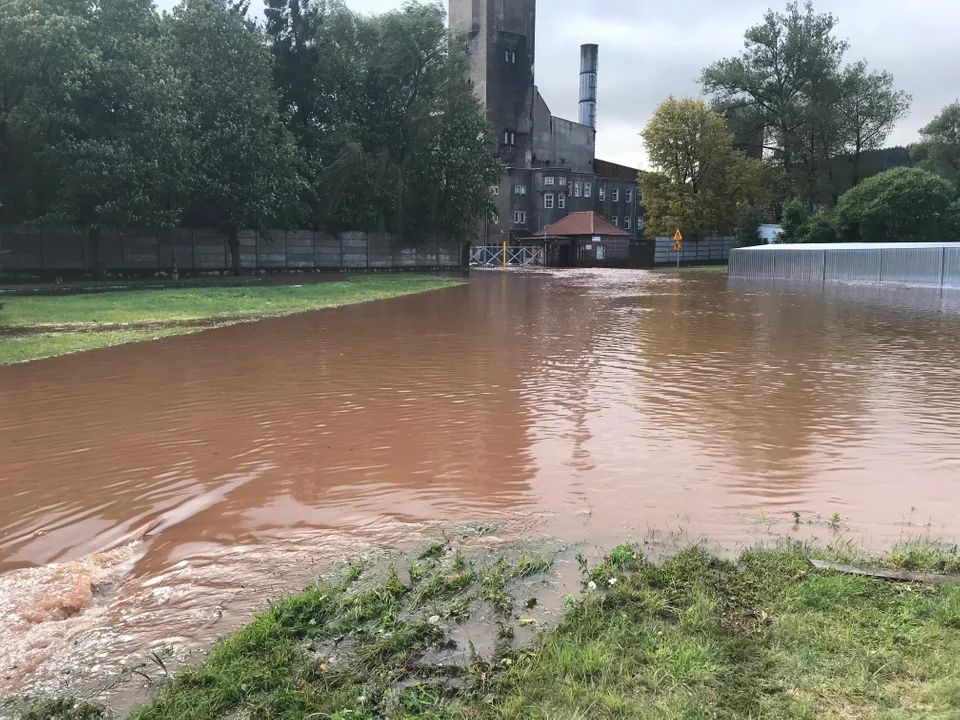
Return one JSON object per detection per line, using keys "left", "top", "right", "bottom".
{"left": 535, "top": 211, "right": 630, "bottom": 238}
{"left": 594, "top": 158, "right": 639, "bottom": 181}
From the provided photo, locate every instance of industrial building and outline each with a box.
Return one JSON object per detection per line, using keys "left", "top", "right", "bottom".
{"left": 448, "top": 0, "right": 644, "bottom": 247}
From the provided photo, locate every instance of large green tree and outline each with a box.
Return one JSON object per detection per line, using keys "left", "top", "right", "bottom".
{"left": 913, "top": 103, "right": 960, "bottom": 190}
{"left": 167, "top": 0, "right": 305, "bottom": 275}
{"left": 0, "top": 0, "right": 94, "bottom": 223}
{"left": 265, "top": 0, "right": 500, "bottom": 239}
{"left": 838, "top": 62, "right": 911, "bottom": 187}
{"left": 701, "top": 2, "right": 847, "bottom": 204}
{"left": 1, "top": 0, "right": 185, "bottom": 276}
{"left": 640, "top": 97, "right": 766, "bottom": 240}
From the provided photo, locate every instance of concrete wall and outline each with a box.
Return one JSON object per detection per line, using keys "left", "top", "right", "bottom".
{"left": 532, "top": 89, "right": 595, "bottom": 174}
{"left": 0, "top": 227, "right": 464, "bottom": 274}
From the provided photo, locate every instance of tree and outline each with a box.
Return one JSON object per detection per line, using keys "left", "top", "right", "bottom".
{"left": 167, "top": 0, "right": 305, "bottom": 275}
{"left": 265, "top": 0, "right": 500, "bottom": 239}
{"left": 0, "top": 0, "right": 95, "bottom": 224}
{"left": 701, "top": 2, "right": 847, "bottom": 204}
{"left": 736, "top": 203, "right": 763, "bottom": 247}
{"left": 801, "top": 212, "right": 838, "bottom": 243}
{"left": 834, "top": 167, "right": 956, "bottom": 242}
{"left": 640, "top": 97, "right": 766, "bottom": 239}
{"left": 50, "top": 0, "right": 187, "bottom": 278}
{"left": 838, "top": 62, "right": 911, "bottom": 187}
{"left": 0, "top": 0, "right": 185, "bottom": 277}
{"left": 913, "top": 103, "right": 960, "bottom": 190}
{"left": 780, "top": 199, "right": 809, "bottom": 243}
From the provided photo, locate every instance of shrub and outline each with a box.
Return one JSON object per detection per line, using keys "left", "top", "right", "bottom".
{"left": 834, "top": 166, "right": 956, "bottom": 242}
{"left": 801, "top": 212, "right": 839, "bottom": 244}
{"left": 735, "top": 203, "right": 763, "bottom": 247}
{"left": 780, "top": 198, "right": 809, "bottom": 244}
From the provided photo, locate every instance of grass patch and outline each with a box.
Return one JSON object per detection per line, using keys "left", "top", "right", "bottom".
{"left": 0, "top": 328, "right": 196, "bottom": 365}
{"left": 17, "top": 541, "right": 960, "bottom": 719}
{"left": 0, "top": 275, "right": 462, "bottom": 364}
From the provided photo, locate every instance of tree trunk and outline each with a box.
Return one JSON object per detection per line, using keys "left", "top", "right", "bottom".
{"left": 851, "top": 148, "right": 861, "bottom": 188}
{"left": 227, "top": 227, "right": 241, "bottom": 277}
{"left": 88, "top": 226, "right": 105, "bottom": 281}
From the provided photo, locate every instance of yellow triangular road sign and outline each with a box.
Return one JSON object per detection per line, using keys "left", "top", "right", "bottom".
{"left": 673, "top": 229, "right": 683, "bottom": 241}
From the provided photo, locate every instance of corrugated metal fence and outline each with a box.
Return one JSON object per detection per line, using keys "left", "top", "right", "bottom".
{"left": 653, "top": 236, "right": 734, "bottom": 265}
{"left": 729, "top": 244, "right": 960, "bottom": 288}
{"left": 0, "top": 226, "right": 464, "bottom": 273}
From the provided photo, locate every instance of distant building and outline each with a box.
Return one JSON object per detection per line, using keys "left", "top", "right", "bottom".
{"left": 448, "top": 0, "right": 644, "bottom": 245}
{"left": 759, "top": 224, "right": 783, "bottom": 244}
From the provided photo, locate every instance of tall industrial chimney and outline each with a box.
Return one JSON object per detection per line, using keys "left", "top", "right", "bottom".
{"left": 578, "top": 43, "right": 598, "bottom": 129}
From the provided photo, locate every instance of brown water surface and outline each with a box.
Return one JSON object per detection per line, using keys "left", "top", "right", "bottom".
{"left": 2, "top": 270, "right": 960, "bottom": 697}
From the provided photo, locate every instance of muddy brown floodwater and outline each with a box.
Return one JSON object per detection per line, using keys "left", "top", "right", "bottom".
{"left": 2, "top": 269, "right": 960, "bottom": 704}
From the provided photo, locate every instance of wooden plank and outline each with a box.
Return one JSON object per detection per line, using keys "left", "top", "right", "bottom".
{"left": 807, "top": 559, "right": 960, "bottom": 585}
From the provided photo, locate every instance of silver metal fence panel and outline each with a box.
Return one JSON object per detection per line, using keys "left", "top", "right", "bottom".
{"left": 942, "top": 248, "right": 960, "bottom": 288}
{"left": 879, "top": 247, "right": 942, "bottom": 286}
{"left": 771, "top": 249, "right": 825, "bottom": 281}
{"left": 728, "top": 248, "right": 774, "bottom": 278}
{"left": 825, "top": 249, "right": 882, "bottom": 283}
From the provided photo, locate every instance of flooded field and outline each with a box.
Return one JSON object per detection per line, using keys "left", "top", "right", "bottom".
{"left": 2, "top": 270, "right": 960, "bottom": 701}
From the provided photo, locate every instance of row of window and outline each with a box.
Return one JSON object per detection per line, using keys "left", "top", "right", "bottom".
{"left": 490, "top": 211, "right": 643, "bottom": 230}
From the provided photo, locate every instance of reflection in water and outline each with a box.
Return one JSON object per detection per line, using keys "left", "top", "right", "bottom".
{"left": 2, "top": 270, "right": 960, "bottom": 694}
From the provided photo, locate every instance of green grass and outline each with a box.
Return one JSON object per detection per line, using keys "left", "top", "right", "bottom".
{"left": 0, "top": 328, "right": 196, "bottom": 365}
{"left": 16, "top": 540, "right": 960, "bottom": 719}
{"left": 0, "top": 275, "right": 462, "bottom": 364}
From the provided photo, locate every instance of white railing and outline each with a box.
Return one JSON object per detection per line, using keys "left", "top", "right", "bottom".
{"left": 470, "top": 245, "right": 545, "bottom": 268}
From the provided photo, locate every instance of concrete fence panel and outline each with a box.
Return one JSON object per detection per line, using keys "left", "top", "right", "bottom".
{"left": 0, "top": 226, "right": 466, "bottom": 273}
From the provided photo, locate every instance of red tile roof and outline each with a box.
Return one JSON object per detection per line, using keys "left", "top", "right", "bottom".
{"left": 535, "top": 211, "right": 630, "bottom": 238}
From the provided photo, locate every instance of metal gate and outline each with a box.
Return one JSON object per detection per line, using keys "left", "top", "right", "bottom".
{"left": 469, "top": 245, "right": 545, "bottom": 268}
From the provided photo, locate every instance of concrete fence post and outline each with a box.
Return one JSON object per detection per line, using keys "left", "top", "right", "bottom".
{"left": 941, "top": 246, "right": 947, "bottom": 289}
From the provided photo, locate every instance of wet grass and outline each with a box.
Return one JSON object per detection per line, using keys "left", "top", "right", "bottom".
{"left": 14, "top": 539, "right": 960, "bottom": 719}
{"left": 0, "top": 276, "right": 462, "bottom": 364}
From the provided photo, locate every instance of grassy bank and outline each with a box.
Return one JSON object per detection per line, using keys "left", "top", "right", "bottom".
{"left": 0, "top": 275, "right": 462, "bottom": 365}
{"left": 18, "top": 539, "right": 960, "bottom": 719}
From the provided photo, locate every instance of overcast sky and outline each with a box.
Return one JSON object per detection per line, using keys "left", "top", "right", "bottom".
{"left": 224, "top": 0, "right": 960, "bottom": 169}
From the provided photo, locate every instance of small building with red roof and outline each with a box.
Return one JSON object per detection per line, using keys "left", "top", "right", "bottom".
{"left": 534, "top": 211, "right": 631, "bottom": 266}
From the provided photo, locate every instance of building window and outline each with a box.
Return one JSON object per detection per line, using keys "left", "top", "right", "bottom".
{"left": 577, "top": 244, "right": 587, "bottom": 260}
{"left": 612, "top": 188, "right": 620, "bottom": 202}
{"left": 612, "top": 216, "right": 618, "bottom": 227}
{"left": 624, "top": 216, "right": 630, "bottom": 230}
{"left": 544, "top": 193, "right": 554, "bottom": 209}
{"left": 584, "top": 182, "right": 592, "bottom": 198}
{"left": 503, "top": 130, "right": 515, "bottom": 146}
{"left": 596, "top": 244, "right": 605, "bottom": 261}
{"left": 505, "top": 49, "right": 516, "bottom": 64}
{"left": 514, "top": 185, "right": 526, "bottom": 195}
{"left": 514, "top": 210, "right": 526, "bottom": 225}
{"left": 490, "top": 185, "right": 499, "bottom": 196}
{"left": 492, "top": 213, "right": 499, "bottom": 225}
{"left": 626, "top": 188, "right": 633, "bottom": 203}
{"left": 638, "top": 192, "right": 644, "bottom": 203}
{"left": 558, "top": 193, "right": 566, "bottom": 209}
{"left": 574, "top": 182, "right": 582, "bottom": 198}
{"left": 598, "top": 186, "right": 605, "bottom": 201}
{"left": 544, "top": 176, "right": 555, "bottom": 186}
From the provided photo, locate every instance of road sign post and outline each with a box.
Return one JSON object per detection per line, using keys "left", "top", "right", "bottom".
{"left": 673, "top": 229, "right": 683, "bottom": 268}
